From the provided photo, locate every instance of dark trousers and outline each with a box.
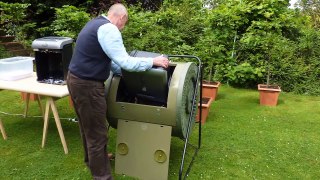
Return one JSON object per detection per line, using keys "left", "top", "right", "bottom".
{"left": 67, "top": 72, "right": 113, "bottom": 180}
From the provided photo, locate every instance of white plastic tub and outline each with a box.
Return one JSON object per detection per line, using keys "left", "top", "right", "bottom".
{"left": 0, "top": 56, "right": 34, "bottom": 81}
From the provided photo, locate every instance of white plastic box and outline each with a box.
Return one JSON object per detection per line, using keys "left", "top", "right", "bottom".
{"left": 0, "top": 56, "right": 34, "bottom": 81}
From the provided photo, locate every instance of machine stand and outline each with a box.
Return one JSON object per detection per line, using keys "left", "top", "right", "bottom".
{"left": 115, "top": 120, "right": 172, "bottom": 180}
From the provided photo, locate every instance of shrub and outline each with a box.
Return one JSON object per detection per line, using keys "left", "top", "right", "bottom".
{"left": 51, "top": 5, "right": 91, "bottom": 40}
{"left": 224, "top": 62, "right": 264, "bottom": 88}
{"left": 0, "top": 2, "right": 36, "bottom": 42}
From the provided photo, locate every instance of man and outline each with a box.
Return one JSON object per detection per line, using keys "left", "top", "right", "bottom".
{"left": 67, "top": 3, "right": 169, "bottom": 180}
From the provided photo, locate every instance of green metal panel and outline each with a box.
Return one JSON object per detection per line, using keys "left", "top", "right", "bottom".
{"left": 115, "top": 120, "right": 171, "bottom": 180}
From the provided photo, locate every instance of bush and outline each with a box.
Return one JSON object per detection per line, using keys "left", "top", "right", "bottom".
{"left": 122, "top": 0, "right": 206, "bottom": 56}
{"left": 224, "top": 62, "right": 264, "bottom": 88}
{"left": 0, "top": 45, "right": 12, "bottom": 59}
{"left": 51, "top": 5, "right": 91, "bottom": 40}
{"left": 0, "top": 2, "right": 36, "bottom": 42}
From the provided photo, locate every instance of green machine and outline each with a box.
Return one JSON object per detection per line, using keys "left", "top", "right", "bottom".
{"left": 106, "top": 51, "right": 203, "bottom": 179}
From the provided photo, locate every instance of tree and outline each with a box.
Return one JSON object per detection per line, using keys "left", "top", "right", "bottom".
{"left": 298, "top": 0, "right": 320, "bottom": 29}
{"left": 125, "top": 0, "right": 164, "bottom": 11}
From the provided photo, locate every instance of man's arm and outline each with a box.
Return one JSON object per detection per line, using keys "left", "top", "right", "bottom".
{"left": 98, "top": 23, "right": 151, "bottom": 72}
{"left": 97, "top": 23, "right": 169, "bottom": 72}
{"left": 111, "top": 61, "right": 121, "bottom": 75}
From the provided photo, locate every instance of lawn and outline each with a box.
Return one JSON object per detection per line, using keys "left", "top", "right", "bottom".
{"left": 1, "top": 85, "right": 320, "bottom": 179}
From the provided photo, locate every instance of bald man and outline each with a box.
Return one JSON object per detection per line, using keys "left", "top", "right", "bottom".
{"left": 67, "top": 3, "right": 169, "bottom": 180}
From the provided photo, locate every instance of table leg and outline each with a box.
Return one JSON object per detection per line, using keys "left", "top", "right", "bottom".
{"left": 24, "top": 93, "right": 44, "bottom": 118}
{"left": 41, "top": 99, "right": 50, "bottom": 148}
{"left": 0, "top": 119, "right": 7, "bottom": 140}
{"left": 36, "top": 94, "right": 44, "bottom": 117}
{"left": 24, "top": 93, "right": 30, "bottom": 118}
{"left": 41, "top": 97, "right": 68, "bottom": 154}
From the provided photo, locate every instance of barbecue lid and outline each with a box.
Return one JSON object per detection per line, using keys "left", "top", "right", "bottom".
{"left": 32, "top": 36, "right": 73, "bottom": 50}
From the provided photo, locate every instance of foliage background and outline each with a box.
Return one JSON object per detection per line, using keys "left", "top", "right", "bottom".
{"left": 1, "top": 0, "right": 320, "bottom": 95}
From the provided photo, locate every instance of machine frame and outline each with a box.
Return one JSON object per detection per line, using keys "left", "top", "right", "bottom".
{"left": 168, "top": 55, "right": 203, "bottom": 180}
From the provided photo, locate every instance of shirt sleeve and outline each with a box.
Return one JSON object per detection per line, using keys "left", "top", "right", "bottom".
{"left": 97, "top": 23, "right": 153, "bottom": 72}
{"left": 111, "top": 61, "right": 121, "bottom": 75}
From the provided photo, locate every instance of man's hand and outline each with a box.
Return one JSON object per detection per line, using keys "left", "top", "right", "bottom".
{"left": 153, "top": 55, "right": 169, "bottom": 68}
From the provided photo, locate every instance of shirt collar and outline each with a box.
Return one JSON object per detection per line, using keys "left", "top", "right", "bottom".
{"left": 101, "top": 14, "right": 109, "bottom": 21}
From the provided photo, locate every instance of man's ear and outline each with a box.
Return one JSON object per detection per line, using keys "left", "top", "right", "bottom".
{"left": 120, "top": 14, "right": 125, "bottom": 21}
{"left": 120, "top": 14, "right": 128, "bottom": 22}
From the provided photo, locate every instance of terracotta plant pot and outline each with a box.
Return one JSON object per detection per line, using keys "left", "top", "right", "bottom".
{"left": 196, "top": 97, "right": 213, "bottom": 124}
{"left": 258, "top": 84, "right": 281, "bottom": 106}
{"left": 20, "top": 92, "right": 40, "bottom": 101}
{"left": 202, "top": 81, "right": 220, "bottom": 101}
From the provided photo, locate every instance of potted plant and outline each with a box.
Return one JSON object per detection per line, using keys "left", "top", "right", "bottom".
{"left": 202, "top": 63, "right": 220, "bottom": 101}
{"left": 195, "top": 63, "right": 220, "bottom": 124}
{"left": 258, "top": 33, "right": 281, "bottom": 106}
{"left": 196, "top": 97, "right": 213, "bottom": 124}
{"left": 258, "top": 84, "right": 281, "bottom": 106}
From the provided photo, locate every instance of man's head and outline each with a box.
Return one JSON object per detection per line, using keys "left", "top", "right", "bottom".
{"left": 107, "top": 3, "right": 128, "bottom": 31}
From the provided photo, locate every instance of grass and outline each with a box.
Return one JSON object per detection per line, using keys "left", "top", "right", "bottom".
{"left": 1, "top": 85, "right": 320, "bottom": 179}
